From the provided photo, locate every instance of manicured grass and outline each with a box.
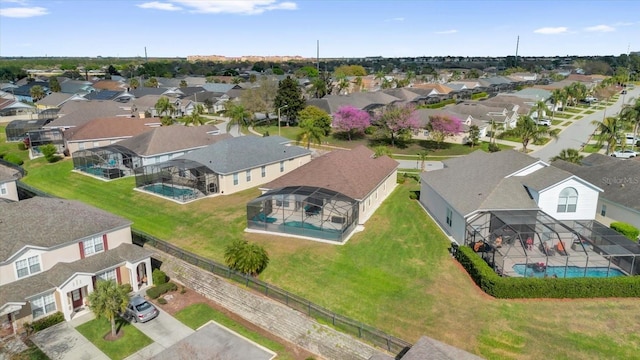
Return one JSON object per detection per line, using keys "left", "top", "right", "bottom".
{"left": 14, "top": 148, "right": 640, "bottom": 359}
{"left": 584, "top": 110, "right": 595, "bottom": 114}
{"left": 583, "top": 144, "right": 603, "bottom": 153}
{"left": 0, "top": 125, "right": 30, "bottom": 163}
{"left": 75, "top": 317, "right": 152, "bottom": 360}
{"left": 563, "top": 107, "right": 582, "bottom": 114}
{"left": 574, "top": 115, "right": 584, "bottom": 120}
{"left": 174, "top": 303, "right": 295, "bottom": 360}
{"left": 562, "top": 121, "right": 573, "bottom": 126}
{"left": 554, "top": 113, "right": 573, "bottom": 119}
{"left": 593, "top": 106, "right": 606, "bottom": 110}
{"left": 551, "top": 120, "right": 563, "bottom": 126}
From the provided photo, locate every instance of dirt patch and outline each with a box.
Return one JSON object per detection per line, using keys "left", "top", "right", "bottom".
{"left": 103, "top": 330, "right": 124, "bottom": 341}
{"left": 151, "top": 287, "right": 318, "bottom": 360}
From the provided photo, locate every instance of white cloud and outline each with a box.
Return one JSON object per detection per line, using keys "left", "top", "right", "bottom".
{"left": 384, "top": 17, "right": 404, "bottom": 22}
{"left": 613, "top": 21, "right": 634, "bottom": 27}
{"left": 435, "top": 29, "right": 457, "bottom": 35}
{"left": 585, "top": 24, "right": 615, "bottom": 32}
{"left": 137, "top": 2, "right": 182, "bottom": 11}
{"left": 168, "top": 0, "right": 297, "bottom": 15}
{"left": 0, "top": 6, "right": 47, "bottom": 18}
{"left": 533, "top": 27, "right": 568, "bottom": 35}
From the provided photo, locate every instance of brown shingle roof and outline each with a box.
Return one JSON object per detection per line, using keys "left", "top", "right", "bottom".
{"left": 115, "top": 125, "right": 231, "bottom": 156}
{"left": 262, "top": 145, "right": 398, "bottom": 200}
{"left": 66, "top": 117, "right": 158, "bottom": 141}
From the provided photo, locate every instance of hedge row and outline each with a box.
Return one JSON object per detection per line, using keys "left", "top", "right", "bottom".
{"left": 611, "top": 222, "right": 640, "bottom": 241}
{"left": 455, "top": 245, "right": 640, "bottom": 298}
{"left": 24, "top": 312, "right": 65, "bottom": 334}
{"left": 146, "top": 282, "right": 177, "bottom": 299}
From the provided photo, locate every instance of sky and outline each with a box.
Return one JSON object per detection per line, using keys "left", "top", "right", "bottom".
{"left": 1, "top": 0, "right": 639, "bottom": 58}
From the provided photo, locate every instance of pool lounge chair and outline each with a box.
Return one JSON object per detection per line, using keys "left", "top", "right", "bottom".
{"left": 253, "top": 213, "right": 277, "bottom": 223}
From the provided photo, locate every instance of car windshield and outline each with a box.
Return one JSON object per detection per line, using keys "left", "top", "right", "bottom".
{"left": 135, "top": 301, "right": 152, "bottom": 312}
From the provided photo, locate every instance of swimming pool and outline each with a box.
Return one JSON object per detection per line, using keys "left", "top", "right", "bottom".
{"left": 144, "top": 184, "right": 195, "bottom": 199}
{"left": 512, "top": 264, "right": 625, "bottom": 278}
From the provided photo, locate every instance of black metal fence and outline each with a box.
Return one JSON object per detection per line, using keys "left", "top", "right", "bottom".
{"left": 14, "top": 181, "right": 412, "bottom": 355}
{"left": 132, "top": 229, "right": 412, "bottom": 355}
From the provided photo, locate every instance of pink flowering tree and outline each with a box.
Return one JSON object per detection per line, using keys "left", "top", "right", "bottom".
{"left": 427, "top": 115, "right": 464, "bottom": 149}
{"left": 332, "top": 106, "right": 371, "bottom": 140}
{"left": 375, "top": 104, "right": 421, "bottom": 147}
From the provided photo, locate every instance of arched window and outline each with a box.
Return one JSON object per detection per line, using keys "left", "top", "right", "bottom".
{"left": 557, "top": 187, "right": 578, "bottom": 213}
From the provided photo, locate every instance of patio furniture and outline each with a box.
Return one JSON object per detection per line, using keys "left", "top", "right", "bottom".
{"left": 253, "top": 213, "right": 277, "bottom": 223}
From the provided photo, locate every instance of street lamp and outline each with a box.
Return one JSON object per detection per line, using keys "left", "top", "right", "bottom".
{"left": 278, "top": 105, "right": 288, "bottom": 137}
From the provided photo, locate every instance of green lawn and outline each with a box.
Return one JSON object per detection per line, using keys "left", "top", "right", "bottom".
{"left": 551, "top": 120, "right": 563, "bottom": 126}
{"left": 583, "top": 144, "right": 603, "bottom": 153}
{"left": 75, "top": 318, "right": 152, "bottom": 360}
{"left": 574, "top": 115, "right": 584, "bottom": 120}
{"left": 584, "top": 110, "right": 595, "bottom": 114}
{"left": 562, "top": 121, "right": 573, "bottom": 126}
{"left": 0, "top": 126, "right": 30, "bottom": 163}
{"left": 563, "top": 107, "right": 582, "bottom": 114}
{"left": 174, "top": 303, "right": 296, "bottom": 360}
{"left": 553, "top": 113, "right": 573, "bottom": 119}
{"left": 11, "top": 137, "right": 640, "bottom": 359}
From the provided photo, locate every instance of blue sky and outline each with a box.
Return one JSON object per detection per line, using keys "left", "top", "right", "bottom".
{"left": 1, "top": 0, "right": 639, "bottom": 58}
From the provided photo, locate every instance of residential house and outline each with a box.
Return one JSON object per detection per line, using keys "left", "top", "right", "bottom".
{"left": 553, "top": 154, "right": 640, "bottom": 233}
{"left": 65, "top": 117, "right": 161, "bottom": 155}
{"left": 369, "top": 335, "right": 482, "bottom": 360}
{"left": 58, "top": 78, "right": 96, "bottom": 95}
{"left": 0, "top": 98, "right": 36, "bottom": 117}
{"left": 72, "top": 125, "right": 230, "bottom": 180}
{"left": 306, "top": 92, "right": 402, "bottom": 117}
{"left": 0, "top": 161, "right": 22, "bottom": 202}
{"left": 420, "top": 150, "right": 602, "bottom": 244}
{"left": 247, "top": 145, "right": 399, "bottom": 242}
{"left": 45, "top": 100, "right": 134, "bottom": 131}
{"left": 9, "top": 82, "right": 50, "bottom": 103}
{"left": 134, "top": 136, "right": 312, "bottom": 202}
{"left": 449, "top": 102, "right": 519, "bottom": 130}
{"left": 415, "top": 108, "right": 488, "bottom": 144}
{"left": 35, "top": 93, "right": 75, "bottom": 111}
{"left": 0, "top": 197, "right": 153, "bottom": 334}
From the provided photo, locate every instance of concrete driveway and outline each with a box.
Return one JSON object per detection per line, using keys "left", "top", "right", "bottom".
{"left": 31, "top": 316, "right": 109, "bottom": 360}
{"left": 124, "top": 305, "right": 194, "bottom": 360}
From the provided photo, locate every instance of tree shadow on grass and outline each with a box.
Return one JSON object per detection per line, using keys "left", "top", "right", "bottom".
{"left": 414, "top": 139, "right": 453, "bottom": 151}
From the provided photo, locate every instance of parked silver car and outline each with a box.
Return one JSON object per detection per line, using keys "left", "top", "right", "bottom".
{"left": 123, "top": 295, "right": 158, "bottom": 323}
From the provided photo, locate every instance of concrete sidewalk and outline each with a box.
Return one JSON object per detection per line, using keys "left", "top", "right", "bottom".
{"left": 31, "top": 313, "right": 109, "bottom": 360}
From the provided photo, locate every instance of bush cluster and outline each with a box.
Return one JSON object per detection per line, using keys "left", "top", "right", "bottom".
{"left": 611, "top": 222, "right": 640, "bottom": 241}
{"left": 24, "top": 312, "right": 65, "bottom": 334}
{"left": 152, "top": 269, "right": 167, "bottom": 285}
{"left": 2, "top": 153, "right": 23, "bottom": 165}
{"left": 455, "top": 246, "right": 640, "bottom": 298}
{"left": 146, "top": 282, "right": 177, "bottom": 299}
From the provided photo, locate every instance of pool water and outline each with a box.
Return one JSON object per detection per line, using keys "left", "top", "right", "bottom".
{"left": 284, "top": 221, "right": 323, "bottom": 231}
{"left": 144, "top": 184, "right": 195, "bottom": 198}
{"left": 512, "top": 264, "right": 625, "bottom": 278}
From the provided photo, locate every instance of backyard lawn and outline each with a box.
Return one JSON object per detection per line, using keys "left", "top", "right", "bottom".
{"left": 75, "top": 318, "right": 152, "bottom": 360}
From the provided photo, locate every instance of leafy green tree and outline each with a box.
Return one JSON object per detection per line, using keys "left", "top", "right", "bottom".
{"left": 551, "top": 148, "right": 584, "bottom": 164}
{"left": 129, "top": 78, "right": 139, "bottom": 90}
{"left": 591, "top": 115, "right": 626, "bottom": 154}
{"left": 294, "top": 66, "right": 319, "bottom": 79}
{"left": 48, "top": 77, "right": 61, "bottom": 92}
{"left": 224, "top": 239, "right": 269, "bottom": 277}
{"left": 274, "top": 76, "right": 305, "bottom": 123}
{"left": 225, "top": 102, "right": 251, "bottom": 135}
{"left": 512, "top": 115, "right": 557, "bottom": 152}
{"left": 144, "top": 77, "right": 159, "bottom": 88}
{"left": 298, "top": 105, "right": 332, "bottom": 136}
{"left": 87, "top": 280, "right": 129, "bottom": 338}
{"left": 40, "top": 144, "right": 60, "bottom": 163}
{"left": 373, "top": 146, "right": 392, "bottom": 158}
{"left": 240, "top": 77, "right": 278, "bottom": 122}
{"left": 29, "top": 85, "right": 45, "bottom": 101}
{"left": 468, "top": 125, "right": 480, "bottom": 148}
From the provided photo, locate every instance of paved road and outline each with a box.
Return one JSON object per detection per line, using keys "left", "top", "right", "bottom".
{"left": 531, "top": 87, "right": 640, "bottom": 162}
{"left": 396, "top": 159, "right": 444, "bottom": 171}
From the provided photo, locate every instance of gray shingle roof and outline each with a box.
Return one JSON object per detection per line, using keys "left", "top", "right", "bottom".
{"left": 175, "top": 136, "right": 311, "bottom": 175}
{"left": 115, "top": 125, "right": 230, "bottom": 156}
{"left": 306, "top": 92, "right": 402, "bottom": 114}
{"left": 0, "top": 197, "right": 132, "bottom": 262}
{"left": 553, "top": 154, "right": 640, "bottom": 211}
{"left": 0, "top": 243, "right": 151, "bottom": 306}
{"left": 421, "top": 150, "right": 540, "bottom": 216}
{"left": 201, "top": 84, "right": 240, "bottom": 93}
{"left": 46, "top": 100, "right": 132, "bottom": 129}
{"left": 0, "top": 163, "right": 21, "bottom": 183}
{"left": 401, "top": 336, "right": 484, "bottom": 360}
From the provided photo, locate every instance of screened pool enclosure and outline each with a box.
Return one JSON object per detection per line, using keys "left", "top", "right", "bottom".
{"left": 134, "top": 159, "right": 220, "bottom": 203}
{"left": 247, "top": 186, "right": 359, "bottom": 243}
{"left": 72, "top": 145, "right": 141, "bottom": 180}
{"left": 465, "top": 210, "right": 640, "bottom": 278}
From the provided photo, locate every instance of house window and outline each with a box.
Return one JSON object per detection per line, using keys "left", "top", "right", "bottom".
{"left": 31, "top": 293, "right": 56, "bottom": 319}
{"left": 246, "top": 170, "right": 251, "bottom": 182}
{"left": 557, "top": 187, "right": 578, "bottom": 213}
{"left": 16, "top": 255, "right": 41, "bottom": 278}
{"left": 83, "top": 236, "right": 104, "bottom": 256}
{"left": 93, "top": 141, "right": 100, "bottom": 148}
{"left": 261, "top": 166, "right": 266, "bottom": 178}
{"left": 0, "top": 183, "right": 7, "bottom": 195}
{"left": 233, "top": 173, "right": 239, "bottom": 185}
{"left": 280, "top": 161, "right": 284, "bottom": 172}
{"left": 97, "top": 269, "right": 117, "bottom": 282}
{"left": 275, "top": 196, "right": 289, "bottom": 208}
{"left": 600, "top": 204, "right": 607, "bottom": 217}
{"left": 78, "top": 142, "right": 85, "bottom": 150}
{"left": 446, "top": 208, "right": 453, "bottom": 227}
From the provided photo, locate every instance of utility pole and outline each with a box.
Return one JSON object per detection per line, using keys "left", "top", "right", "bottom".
{"left": 514, "top": 35, "right": 520, "bottom": 67}
{"left": 316, "top": 40, "right": 320, "bottom": 73}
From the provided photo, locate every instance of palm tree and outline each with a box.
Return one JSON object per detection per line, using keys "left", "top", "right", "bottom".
{"left": 297, "top": 117, "right": 324, "bottom": 149}
{"left": 87, "top": 280, "right": 129, "bottom": 338}
{"left": 224, "top": 239, "right": 269, "bottom": 277}
{"left": 183, "top": 104, "right": 207, "bottom": 126}
{"left": 551, "top": 148, "right": 584, "bottom": 164}
{"left": 225, "top": 102, "right": 251, "bottom": 136}
{"left": 29, "top": 85, "right": 44, "bottom": 101}
{"left": 512, "top": 115, "right": 558, "bottom": 153}
{"left": 530, "top": 100, "right": 548, "bottom": 122}
{"left": 129, "top": 78, "right": 139, "bottom": 90}
{"left": 337, "top": 76, "right": 350, "bottom": 95}
{"left": 353, "top": 76, "right": 363, "bottom": 92}
{"left": 591, "top": 115, "right": 626, "bottom": 155}
{"left": 155, "top": 96, "right": 175, "bottom": 118}
{"left": 374, "top": 70, "right": 386, "bottom": 85}
{"left": 619, "top": 97, "right": 640, "bottom": 146}
{"left": 550, "top": 89, "right": 563, "bottom": 119}
{"left": 417, "top": 150, "right": 429, "bottom": 172}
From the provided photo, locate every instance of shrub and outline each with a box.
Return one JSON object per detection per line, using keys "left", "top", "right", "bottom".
{"left": 24, "top": 312, "right": 65, "bottom": 334}
{"left": 152, "top": 269, "right": 167, "bottom": 285}
{"left": 488, "top": 143, "right": 501, "bottom": 153}
{"left": 611, "top": 222, "right": 640, "bottom": 241}
{"left": 3, "top": 153, "right": 23, "bottom": 165}
{"left": 40, "top": 144, "right": 58, "bottom": 162}
{"left": 180, "top": 286, "right": 187, "bottom": 295}
{"left": 409, "top": 191, "right": 419, "bottom": 200}
{"left": 146, "top": 282, "right": 178, "bottom": 299}
{"left": 364, "top": 126, "right": 376, "bottom": 135}
{"left": 157, "top": 297, "right": 167, "bottom": 305}
{"left": 17, "top": 142, "right": 27, "bottom": 150}
{"left": 119, "top": 283, "right": 132, "bottom": 294}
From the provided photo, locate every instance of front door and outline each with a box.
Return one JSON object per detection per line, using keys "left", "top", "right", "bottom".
{"left": 71, "top": 289, "right": 83, "bottom": 309}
